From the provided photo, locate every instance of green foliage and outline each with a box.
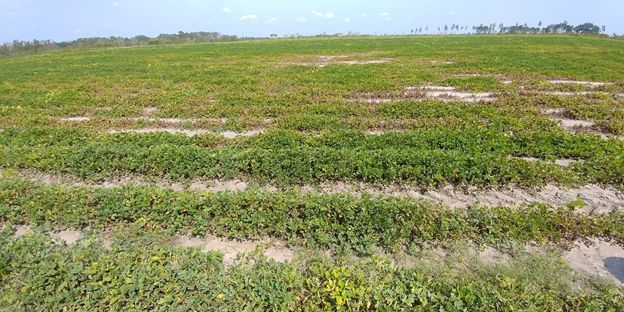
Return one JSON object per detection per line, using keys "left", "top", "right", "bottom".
{"left": 0, "top": 230, "right": 622, "bottom": 311}
{"left": 2, "top": 35, "right": 624, "bottom": 309}
{"left": 1, "top": 177, "right": 623, "bottom": 253}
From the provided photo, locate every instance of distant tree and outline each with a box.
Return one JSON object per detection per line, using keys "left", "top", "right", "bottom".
{"left": 574, "top": 23, "right": 601, "bottom": 35}
{"left": 473, "top": 24, "right": 490, "bottom": 34}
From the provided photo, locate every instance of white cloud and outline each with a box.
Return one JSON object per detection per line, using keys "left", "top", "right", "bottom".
{"left": 449, "top": 11, "right": 456, "bottom": 15}
{"left": 111, "top": 2, "right": 119, "bottom": 8}
{"left": 296, "top": 17, "right": 308, "bottom": 23}
{"left": 311, "top": 10, "right": 334, "bottom": 19}
{"left": 379, "top": 12, "right": 390, "bottom": 17}
{"left": 362, "top": 13, "right": 368, "bottom": 17}
{"left": 223, "top": 6, "right": 231, "bottom": 13}
{"left": 266, "top": 17, "right": 277, "bottom": 24}
{"left": 344, "top": 17, "right": 351, "bottom": 23}
{"left": 239, "top": 14, "right": 257, "bottom": 22}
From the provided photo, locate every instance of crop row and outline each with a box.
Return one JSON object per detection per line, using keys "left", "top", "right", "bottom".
{"left": 1, "top": 177, "right": 623, "bottom": 254}
{"left": 2, "top": 125, "right": 624, "bottom": 185}
{"left": 1, "top": 227, "right": 623, "bottom": 311}
{"left": 4, "top": 126, "right": 621, "bottom": 156}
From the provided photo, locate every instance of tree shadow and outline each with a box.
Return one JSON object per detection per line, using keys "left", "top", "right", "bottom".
{"left": 604, "top": 257, "right": 624, "bottom": 284}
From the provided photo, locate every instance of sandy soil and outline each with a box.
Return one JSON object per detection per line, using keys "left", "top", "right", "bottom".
{"left": 286, "top": 54, "right": 394, "bottom": 67}
{"left": 539, "top": 107, "right": 623, "bottom": 140}
{"left": 547, "top": 80, "right": 612, "bottom": 87}
{"left": 220, "top": 129, "right": 265, "bottom": 138}
{"left": 564, "top": 239, "right": 624, "bottom": 286}
{"left": 536, "top": 91, "right": 597, "bottom": 97}
{"left": 350, "top": 86, "right": 497, "bottom": 103}
{"left": 50, "top": 229, "right": 83, "bottom": 245}
{"left": 108, "top": 128, "right": 211, "bottom": 136}
{"left": 14, "top": 225, "right": 33, "bottom": 237}
{"left": 9, "top": 170, "right": 624, "bottom": 214}
{"left": 106, "top": 128, "right": 264, "bottom": 138}
{"left": 517, "top": 156, "right": 579, "bottom": 167}
{"left": 430, "top": 60, "right": 455, "bottom": 65}
{"left": 59, "top": 116, "right": 91, "bottom": 122}
{"left": 404, "top": 86, "right": 496, "bottom": 102}
{"left": 142, "top": 106, "right": 158, "bottom": 116}
{"left": 175, "top": 235, "right": 294, "bottom": 264}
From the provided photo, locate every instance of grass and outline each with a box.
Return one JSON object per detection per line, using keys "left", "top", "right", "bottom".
{"left": 1, "top": 35, "right": 624, "bottom": 309}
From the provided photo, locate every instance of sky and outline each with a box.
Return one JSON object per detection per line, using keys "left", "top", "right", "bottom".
{"left": 1, "top": 0, "right": 623, "bottom": 43}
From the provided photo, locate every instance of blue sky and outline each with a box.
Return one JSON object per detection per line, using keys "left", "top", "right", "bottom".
{"left": 1, "top": 0, "right": 622, "bottom": 43}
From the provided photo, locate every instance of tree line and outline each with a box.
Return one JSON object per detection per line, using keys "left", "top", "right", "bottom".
{"left": 0, "top": 31, "right": 252, "bottom": 57}
{"left": 472, "top": 21, "right": 604, "bottom": 35}
{"left": 407, "top": 21, "right": 606, "bottom": 35}
{"left": 0, "top": 21, "right": 614, "bottom": 57}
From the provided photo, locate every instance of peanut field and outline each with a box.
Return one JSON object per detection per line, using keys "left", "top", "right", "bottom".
{"left": 1, "top": 35, "right": 624, "bottom": 310}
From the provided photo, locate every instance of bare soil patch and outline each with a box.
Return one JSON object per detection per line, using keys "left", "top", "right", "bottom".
{"left": 476, "top": 247, "right": 511, "bottom": 265}
{"left": 108, "top": 128, "right": 211, "bottom": 137}
{"left": 50, "top": 229, "right": 83, "bottom": 245}
{"left": 547, "top": 80, "right": 612, "bottom": 88}
{"left": 338, "top": 58, "right": 394, "bottom": 65}
{"left": 129, "top": 117, "right": 205, "bottom": 124}
{"left": 538, "top": 107, "right": 623, "bottom": 140}
{"left": 554, "top": 159, "right": 578, "bottom": 167}
{"left": 107, "top": 128, "right": 263, "bottom": 138}
{"left": 451, "top": 73, "right": 490, "bottom": 78}
{"left": 350, "top": 98, "right": 394, "bottom": 104}
{"left": 349, "top": 86, "right": 497, "bottom": 103}
{"left": 175, "top": 235, "right": 294, "bottom": 264}
{"left": 59, "top": 116, "right": 91, "bottom": 122}
{"left": 535, "top": 91, "right": 597, "bottom": 97}
{"left": 220, "top": 129, "right": 265, "bottom": 138}
{"left": 559, "top": 118, "right": 595, "bottom": 130}
{"left": 189, "top": 179, "right": 249, "bottom": 192}
{"left": 285, "top": 53, "right": 394, "bottom": 67}
{"left": 430, "top": 60, "right": 455, "bottom": 65}
{"left": 58, "top": 116, "right": 225, "bottom": 125}
{"left": 14, "top": 225, "right": 32, "bottom": 237}
{"left": 363, "top": 130, "right": 406, "bottom": 135}
{"left": 564, "top": 239, "right": 624, "bottom": 286}
{"left": 516, "top": 156, "right": 580, "bottom": 168}
{"left": 403, "top": 86, "right": 496, "bottom": 102}
{"left": 142, "top": 106, "right": 158, "bottom": 116}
